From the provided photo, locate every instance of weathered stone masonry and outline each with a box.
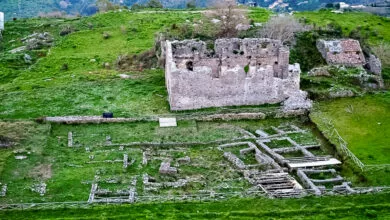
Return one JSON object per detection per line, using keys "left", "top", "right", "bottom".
{"left": 165, "top": 38, "right": 306, "bottom": 111}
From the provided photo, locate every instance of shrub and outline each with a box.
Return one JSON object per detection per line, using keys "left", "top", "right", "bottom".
{"left": 371, "top": 42, "right": 390, "bottom": 66}
{"left": 290, "top": 31, "right": 326, "bottom": 72}
{"left": 61, "top": 63, "right": 69, "bottom": 71}
{"left": 146, "top": 0, "right": 163, "bottom": 8}
{"left": 257, "top": 15, "right": 311, "bottom": 45}
{"left": 209, "top": 0, "right": 249, "bottom": 38}
{"left": 59, "top": 25, "right": 75, "bottom": 36}
{"left": 364, "top": 209, "right": 377, "bottom": 218}
{"left": 186, "top": 0, "right": 196, "bottom": 9}
{"left": 115, "top": 49, "right": 158, "bottom": 71}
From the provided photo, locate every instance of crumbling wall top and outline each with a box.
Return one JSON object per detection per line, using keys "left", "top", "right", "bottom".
{"left": 171, "top": 38, "right": 286, "bottom": 59}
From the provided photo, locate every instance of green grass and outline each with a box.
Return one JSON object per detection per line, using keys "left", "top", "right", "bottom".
{"left": 310, "top": 92, "right": 390, "bottom": 165}
{"left": 0, "top": 9, "right": 276, "bottom": 120}
{"left": 248, "top": 8, "right": 272, "bottom": 23}
{"left": 0, "top": 118, "right": 325, "bottom": 204}
{"left": 1, "top": 8, "right": 389, "bottom": 218}
{"left": 295, "top": 10, "right": 390, "bottom": 45}
{"left": 310, "top": 92, "right": 390, "bottom": 186}
{"left": 1, "top": 193, "right": 390, "bottom": 219}
{"left": 0, "top": 11, "right": 204, "bottom": 119}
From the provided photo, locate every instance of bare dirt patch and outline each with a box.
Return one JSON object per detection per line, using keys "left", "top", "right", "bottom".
{"left": 30, "top": 164, "right": 52, "bottom": 180}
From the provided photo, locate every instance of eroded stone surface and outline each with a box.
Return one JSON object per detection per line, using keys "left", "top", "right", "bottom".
{"left": 367, "top": 54, "right": 382, "bottom": 75}
{"left": 317, "top": 39, "right": 365, "bottom": 67}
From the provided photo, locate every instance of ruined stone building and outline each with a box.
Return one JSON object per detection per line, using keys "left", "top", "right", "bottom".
{"left": 317, "top": 38, "right": 384, "bottom": 88}
{"left": 316, "top": 39, "right": 366, "bottom": 67}
{"left": 164, "top": 38, "right": 309, "bottom": 111}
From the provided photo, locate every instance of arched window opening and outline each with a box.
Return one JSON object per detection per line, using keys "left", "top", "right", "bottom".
{"left": 186, "top": 61, "right": 194, "bottom": 71}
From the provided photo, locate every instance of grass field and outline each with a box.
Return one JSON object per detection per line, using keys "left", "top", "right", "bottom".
{"left": 310, "top": 92, "right": 390, "bottom": 165}
{"left": 0, "top": 118, "right": 328, "bottom": 204}
{"left": 295, "top": 10, "right": 390, "bottom": 45}
{"left": 1, "top": 193, "right": 390, "bottom": 219}
{"left": 310, "top": 92, "right": 390, "bottom": 186}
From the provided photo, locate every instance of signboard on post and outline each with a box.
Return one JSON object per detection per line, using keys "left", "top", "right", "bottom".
{"left": 0, "top": 12, "right": 4, "bottom": 30}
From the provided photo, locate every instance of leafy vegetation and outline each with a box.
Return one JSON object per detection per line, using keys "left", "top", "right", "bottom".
{"left": 290, "top": 31, "right": 326, "bottom": 72}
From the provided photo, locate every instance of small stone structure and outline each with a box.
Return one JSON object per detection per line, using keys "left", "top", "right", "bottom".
{"left": 159, "top": 118, "right": 177, "bottom": 127}
{"left": 164, "top": 38, "right": 310, "bottom": 111}
{"left": 68, "top": 132, "right": 73, "bottom": 147}
{"left": 316, "top": 39, "right": 365, "bottom": 67}
{"left": 31, "top": 183, "right": 47, "bottom": 196}
{"left": 0, "top": 183, "right": 7, "bottom": 197}
{"left": 159, "top": 161, "right": 177, "bottom": 175}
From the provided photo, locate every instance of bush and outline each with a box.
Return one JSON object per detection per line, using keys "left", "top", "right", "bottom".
{"left": 59, "top": 25, "right": 75, "bottom": 36}
{"left": 186, "top": 0, "right": 196, "bottom": 9}
{"left": 115, "top": 49, "right": 157, "bottom": 71}
{"left": 290, "top": 31, "right": 326, "bottom": 72}
{"left": 61, "top": 63, "right": 69, "bottom": 71}
{"left": 146, "top": 0, "right": 163, "bottom": 8}
{"left": 257, "top": 15, "right": 311, "bottom": 45}
{"left": 365, "top": 209, "right": 377, "bottom": 218}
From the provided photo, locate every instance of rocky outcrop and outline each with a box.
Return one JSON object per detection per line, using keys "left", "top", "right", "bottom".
{"left": 367, "top": 54, "right": 382, "bottom": 75}
{"left": 22, "top": 32, "right": 54, "bottom": 50}
{"left": 308, "top": 67, "right": 331, "bottom": 77}
{"left": 282, "top": 91, "right": 312, "bottom": 111}
{"left": 317, "top": 39, "right": 365, "bottom": 67}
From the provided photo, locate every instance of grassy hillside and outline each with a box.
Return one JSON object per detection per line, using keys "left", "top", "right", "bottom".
{"left": 0, "top": 11, "right": 203, "bottom": 119}
{"left": 295, "top": 10, "right": 390, "bottom": 45}
{"left": 0, "top": 8, "right": 273, "bottom": 119}
{"left": 295, "top": 10, "right": 390, "bottom": 86}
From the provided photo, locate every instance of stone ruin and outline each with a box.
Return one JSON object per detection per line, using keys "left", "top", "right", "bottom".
{"left": 164, "top": 38, "right": 311, "bottom": 111}
{"left": 317, "top": 39, "right": 384, "bottom": 88}
{"left": 218, "top": 141, "right": 304, "bottom": 198}
{"left": 317, "top": 39, "right": 366, "bottom": 67}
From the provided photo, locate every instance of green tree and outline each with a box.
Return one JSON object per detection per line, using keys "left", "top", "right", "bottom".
{"left": 146, "top": 0, "right": 163, "bottom": 8}
{"left": 186, "top": 0, "right": 196, "bottom": 9}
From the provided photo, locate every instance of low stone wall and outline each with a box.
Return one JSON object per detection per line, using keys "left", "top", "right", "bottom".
{"left": 44, "top": 110, "right": 308, "bottom": 125}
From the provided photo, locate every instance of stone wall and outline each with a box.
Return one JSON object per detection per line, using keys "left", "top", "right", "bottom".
{"left": 316, "top": 39, "right": 366, "bottom": 67}
{"left": 165, "top": 38, "right": 305, "bottom": 111}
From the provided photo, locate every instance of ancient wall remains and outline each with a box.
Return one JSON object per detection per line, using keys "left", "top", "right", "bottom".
{"left": 165, "top": 38, "right": 305, "bottom": 111}
{"left": 317, "top": 39, "right": 366, "bottom": 67}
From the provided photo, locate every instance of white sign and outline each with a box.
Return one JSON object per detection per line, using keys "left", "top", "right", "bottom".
{"left": 0, "top": 12, "right": 4, "bottom": 30}
{"left": 159, "top": 118, "right": 177, "bottom": 128}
